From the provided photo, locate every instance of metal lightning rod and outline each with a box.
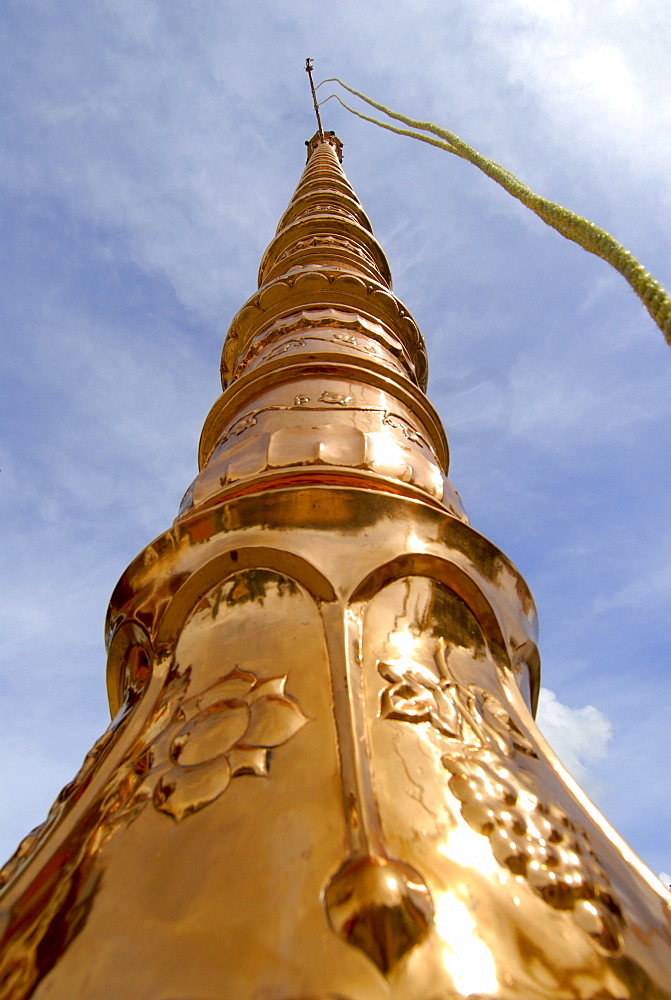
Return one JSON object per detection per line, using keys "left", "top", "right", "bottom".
{"left": 305, "top": 58, "right": 325, "bottom": 139}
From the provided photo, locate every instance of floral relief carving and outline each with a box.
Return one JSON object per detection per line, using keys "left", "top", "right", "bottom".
{"left": 218, "top": 413, "right": 258, "bottom": 447}
{"left": 377, "top": 639, "right": 624, "bottom": 952}
{"left": 261, "top": 333, "right": 380, "bottom": 363}
{"left": 293, "top": 201, "right": 356, "bottom": 220}
{"left": 318, "top": 391, "right": 353, "bottom": 405}
{"left": 224, "top": 270, "right": 428, "bottom": 390}
{"left": 0, "top": 665, "right": 309, "bottom": 997}
{"left": 377, "top": 640, "right": 535, "bottom": 759}
{"left": 228, "top": 307, "right": 418, "bottom": 384}
{"left": 382, "top": 412, "right": 434, "bottom": 454}
{"left": 144, "top": 669, "right": 309, "bottom": 822}
{"left": 272, "top": 234, "right": 377, "bottom": 270}
{"left": 331, "top": 332, "right": 379, "bottom": 356}
{"left": 39, "top": 661, "right": 308, "bottom": 836}
{"left": 265, "top": 337, "right": 307, "bottom": 360}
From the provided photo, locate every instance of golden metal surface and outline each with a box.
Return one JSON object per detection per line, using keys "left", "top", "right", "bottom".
{"left": 1, "top": 132, "right": 669, "bottom": 999}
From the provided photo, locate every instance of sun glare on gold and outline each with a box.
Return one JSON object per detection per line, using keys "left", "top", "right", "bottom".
{"left": 435, "top": 892, "right": 498, "bottom": 994}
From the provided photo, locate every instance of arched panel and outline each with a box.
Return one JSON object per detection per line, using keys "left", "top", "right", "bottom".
{"left": 359, "top": 575, "right": 495, "bottom": 712}
{"left": 104, "top": 566, "right": 351, "bottom": 977}
{"left": 106, "top": 619, "right": 153, "bottom": 717}
{"left": 355, "top": 574, "right": 540, "bottom": 878}
{"left": 155, "top": 545, "right": 336, "bottom": 656}
{"left": 350, "top": 552, "right": 508, "bottom": 667}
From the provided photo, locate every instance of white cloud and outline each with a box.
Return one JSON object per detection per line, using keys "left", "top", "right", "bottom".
{"left": 471, "top": 0, "right": 671, "bottom": 200}
{"left": 536, "top": 688, "right": 612, "bottom": 793}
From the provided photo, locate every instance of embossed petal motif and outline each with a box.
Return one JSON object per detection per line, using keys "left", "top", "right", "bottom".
{"left": 377, "top": 637, "right": 536, "bottom": 757}
{"left": 152, "top": 670, "right": 309, "bottom": 821}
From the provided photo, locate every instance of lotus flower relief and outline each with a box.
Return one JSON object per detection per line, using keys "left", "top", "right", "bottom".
{"left": 150, "top": 669, "right": 309, "bottom": 822}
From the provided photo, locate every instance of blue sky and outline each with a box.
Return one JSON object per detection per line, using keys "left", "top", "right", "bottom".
{"left": 1, "top": 0, "right": 669, "bottom": 881}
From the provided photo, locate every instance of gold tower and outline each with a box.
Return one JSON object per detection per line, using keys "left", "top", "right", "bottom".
{"left": 1, "top": 132, "right": 669, "bottom": 999}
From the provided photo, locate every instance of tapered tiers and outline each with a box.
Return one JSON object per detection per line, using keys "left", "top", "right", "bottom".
{"left": 180, "top": 131, "right": 464, "bottom": 526}
{"left": 1, "top": 133, "right": 669, "bottom": 1000}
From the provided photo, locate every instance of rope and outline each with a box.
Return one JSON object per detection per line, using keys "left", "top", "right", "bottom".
{"left": 319, "top": 78, "right": 671, "bottom": 349}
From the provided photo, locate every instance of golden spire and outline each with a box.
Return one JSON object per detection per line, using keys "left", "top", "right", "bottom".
{"left": 1, "top": 126, "right": 670, "bottom": 1000}
{"left": 186, "top": 123, "right": 467, "bottom": 528}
